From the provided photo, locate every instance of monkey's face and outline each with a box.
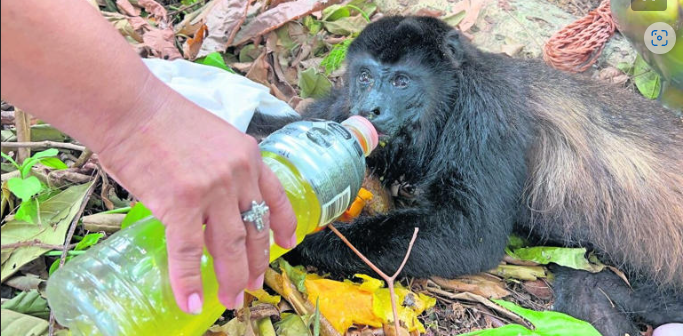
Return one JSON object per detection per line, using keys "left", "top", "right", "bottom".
{"left": 347, "top": 54, "right": 436, "bottom": 143}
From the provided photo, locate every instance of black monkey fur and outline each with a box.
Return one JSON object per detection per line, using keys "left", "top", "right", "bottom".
{"left": 248, "top": 16, "right": 683, "bottom": 335}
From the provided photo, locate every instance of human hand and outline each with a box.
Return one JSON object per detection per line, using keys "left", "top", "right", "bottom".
{"left": 97, "top": 77, "right": 297, "bottom": 314}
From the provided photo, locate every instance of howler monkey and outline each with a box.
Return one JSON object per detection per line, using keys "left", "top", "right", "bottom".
{"left": 248, "top": 16, "right": 683, "bottom": 335}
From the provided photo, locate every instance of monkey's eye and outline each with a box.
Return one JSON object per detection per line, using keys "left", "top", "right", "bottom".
{"left": 358, "top": 70, "right": 372, "bottom": 85}
{"left": 392, "top": 74, "right": 410, "bottom": 88}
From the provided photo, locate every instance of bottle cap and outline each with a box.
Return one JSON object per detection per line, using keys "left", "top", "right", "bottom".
{"left": 342, "top": 115, "right": 379, "bottom": 157}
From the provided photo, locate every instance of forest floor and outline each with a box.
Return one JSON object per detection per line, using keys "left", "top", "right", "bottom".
{"left": 0, "top": 0, "right": 662, "bottom": 336}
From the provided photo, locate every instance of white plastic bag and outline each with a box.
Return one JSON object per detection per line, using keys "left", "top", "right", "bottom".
{"left": 143, "top": 58, "right": 297, "bottom": 132}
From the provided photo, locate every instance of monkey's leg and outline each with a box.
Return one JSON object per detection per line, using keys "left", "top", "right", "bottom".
{"left": 246, "top": 112, "right": 301, "bottom": 137}
{"left": 551, "top": 266, "right": 683, "bottom": 336}
{"left": 292, "top": 208, "right": 512, "bottom": 278}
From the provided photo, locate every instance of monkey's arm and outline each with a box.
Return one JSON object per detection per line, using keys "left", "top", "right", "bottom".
{"left": 294, "top": 206, "right": 512, "bottom": 278}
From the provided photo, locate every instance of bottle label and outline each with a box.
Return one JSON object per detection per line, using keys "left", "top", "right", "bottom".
{"left": 260, "top": 120, "right": 366, "bottom": 226}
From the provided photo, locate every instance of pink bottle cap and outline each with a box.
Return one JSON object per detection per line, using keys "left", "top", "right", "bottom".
{"left": 341, "top": 115, "right": 379, "bottom": 157}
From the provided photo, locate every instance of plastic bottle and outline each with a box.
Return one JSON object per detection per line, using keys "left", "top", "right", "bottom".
{"left": 46, "top": 116, "right": 379, "bottom": 336}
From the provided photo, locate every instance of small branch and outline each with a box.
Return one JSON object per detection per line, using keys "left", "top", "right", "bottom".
{"left": 328, "top": 225, "right": 420, "bottom": 334}
{"left": 73, "top": 148, "right": 93, "bottom": 168}
{"left": 0, "top": 239, "right": 76, "bottom": 251}
{"left": 14, "top": 108, "right": 32, "bottom": 163}
{"left": 1, "top": 141, "right": 86, "bottom": 152}
{"left": 49, "top": 174, "right": 99, "bottom": 336}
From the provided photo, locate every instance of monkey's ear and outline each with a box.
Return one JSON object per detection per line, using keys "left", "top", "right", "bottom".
{"left": 443, "top": 30, "right": 465, "bottom": 67}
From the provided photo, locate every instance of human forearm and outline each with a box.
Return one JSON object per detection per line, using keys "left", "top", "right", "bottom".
{"left": 0, "top": 0, "right": 169, "bottom": 153}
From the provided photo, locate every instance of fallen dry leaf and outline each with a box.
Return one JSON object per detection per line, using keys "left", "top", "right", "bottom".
{"left": 116, "top": 0, "right": 141, "bottom": 16}
{"left": 232, "top": 0, "right": 342, "bottom": 46}
{"left": 198, "top": 0, "right": 249, "bottom": 58}
{"left": 138, "top": 0, "right": 168, "bottom": 21}
{"left": 521, "top": 279, "right": 553, "bottom": 300}
{"left": 431, "top": 275, "right": 511, "bottom": 299}
{"left": 142, "top": 28, "right": 182, "bottom": 60}
{"left": 183, "top": 24, "right": 208, "bottom": 60}
{"left": 245, "top": 51, "right": 271, "bottom": 86}
{"left": 501, "top": 43, "right": 525, "bottom": 57}
{"left": 459, "top": 0, "right": 485, "bottom": 33}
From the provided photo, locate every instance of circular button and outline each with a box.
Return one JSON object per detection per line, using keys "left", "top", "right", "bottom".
{"left": 644, "top": 22, "right": 676, "bottom": 54}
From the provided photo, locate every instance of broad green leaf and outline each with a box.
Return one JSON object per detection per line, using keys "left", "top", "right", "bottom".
{"left": 195, "top": 52, "right": 235, "bottom": 73}
{"left": 275, "top": 313, "right": 313, "bottom": 336}
{"left": 633, "top": 54, "right": 661, "bottom": 100}
{"left": 321, "top": 39, "right": 352, "bottom": 75}
{"left": 506, "top": 235, "right": 527, "bottom": 249}
{"left": 7, "top": 176, "right": 42, "bottom": 200}
{"left": 14, "top": 199, "right": 39, "bottom": 224}
{"left": 1, "top": 290, "right": 50, "bottom": 319}
{"left": 29, "top": 149, "right": 59, "bottom": 160}
{"left": 323, "top": 15, "right": 368, "bottom": 36}
{"left": 0, "top": 309, "right": 49, "bottom": 336}
{"left": 298, "top": 67, "right": 332, "bottom": 99}
{"left": 322, "top": 5, "right": 351, "bottom": 21}
{"left": 1, "top": 182, "right": 93, "bottom": 281}
{"left": 508, "top": 247, "right": 604, "bottom": 272}
{"left": 39, "top": 157, "right": 68, "bottom": 170}
{"left": 74, "top": 232, "right": 104, "bottom": 251}
{"left": 459, "top": 300, "right": 600, "bottom": 336}
{"left": 616, "top": 61, "right": 633, "bottom": 75}
{"left": 120, "top": 202, "right": 153, "bottom": 229}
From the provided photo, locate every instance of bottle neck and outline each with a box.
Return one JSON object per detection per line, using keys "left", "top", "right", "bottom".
{"left": 341, "top": 116, "right": 378, "bottom": 157}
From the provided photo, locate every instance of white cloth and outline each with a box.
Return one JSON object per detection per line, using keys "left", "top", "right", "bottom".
{"left": 143, "top": 58, "right": 297, "bottom": 132}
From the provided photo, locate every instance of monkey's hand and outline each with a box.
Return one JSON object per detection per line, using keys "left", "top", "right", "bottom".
{"left": 293, "top": 207, "right": 511, "bottom": 279}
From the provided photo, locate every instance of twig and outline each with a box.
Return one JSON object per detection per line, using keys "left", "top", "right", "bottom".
{"left": 226, "top": 0, "right": 251, "bottom": 46}
{"left": 14, "top": 108, "right": 32, "bottom": 163}
{"left": 167, "top": 0, "right": 207, "bottom": 16}
{"left": 49, "top": 174, "right": 99, "bottom": 336}
{"left": 0, "top": 239, "right": 77, "bottom": 251}
{"left": 328, "top": 224, "right": 420, "bottom": 334}
{"left": 73, "top": 148, "right": 93, "bottom": 168}
{"left": 1, "top": 141, "right": 86, "bottom": 152}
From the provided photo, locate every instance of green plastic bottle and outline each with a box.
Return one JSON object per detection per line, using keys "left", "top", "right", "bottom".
{"left": 46, "top": 116, "right": 378, "bottom": 336}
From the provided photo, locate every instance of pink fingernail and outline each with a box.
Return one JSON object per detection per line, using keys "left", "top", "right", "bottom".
{"left": 289, "top": 233, "right": 298, "bottom": 248}
{"left": 187, "top": 293, "right": 202, "bottom": 315}
{"left": 233, "top": 292, "right": 245, "bottom": 309}
{"left": 251, "top": 274, "right": 264, "bottom": 290}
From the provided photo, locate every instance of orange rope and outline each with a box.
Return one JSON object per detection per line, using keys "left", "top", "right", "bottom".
{"left": 543, "top": 0, "right": 616, "bottom": 73}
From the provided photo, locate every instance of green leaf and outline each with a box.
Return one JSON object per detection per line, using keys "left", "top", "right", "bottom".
{"left": 1, "top": 152, "right": 20, "bottom": 170}
{"left": 38, "top": 157, "right": 68, "bottom": 170}
{"left": 633, "top": 55, "right": 661, "bottom": 100}
{"left": 459, "top": 300, "right": 601, "bottom": 336}
{"left": 1, "top": 290, "right": 50, "bottom": 320}
{"left": 14, "top": 199, "right": 39, "bottom": 224}
{"left": 239, "top": 44, "right": 260, "bottom": 63}
{"left": 1, "top": 182, "right": 93, "bottom": 282}
{"left": 322, "top": 15, "right": 369, "bottom": 36}
{"left": 508, "top": 247, "right": 604, "bottom": 272}
{"left": 30, "top": 149, "right": 59, "bottom": 160}
{"left": 0, "top": 309, "right": 49, "bottom": 336}
{"left": 304, "top": 16, "right": 323, "bottom": 35}
{"left": 278, "top": 259, "right": 308, "bottom": 293}
{"left": 322, "top": 4, "right": 351, "bottom": 21}
{"left": 444, "top": 10, "right": 467, "bottom": 27}
{"left": 120, "top": 202, "right": 153, "bottom": 229}
{"left": 48, "top": 256, "right": 72, "bottom": 276}
{"left": 7, "top": 176, "right": 43, "bottom": 201}
{"left": 195, "top": 52, "right": 235, "bottom": 73}
{"left": 321, "top": 39, "right": 353, "bottom": 75}
{"left": 74, "top": 233, "right": 104, "bottom": 251}
{"left": 274, "top": 313, "right": 313, "bottom": 336}
{"left": 298, "top": 67, "right": 332, "bottom": 99}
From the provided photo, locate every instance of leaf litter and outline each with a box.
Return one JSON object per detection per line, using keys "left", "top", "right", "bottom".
{"left": 0, "top": 0, "right": 661, "bottom": 335}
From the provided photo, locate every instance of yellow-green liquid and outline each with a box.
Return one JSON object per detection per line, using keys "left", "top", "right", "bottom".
{"left": 53, "top": 152, "right": 324, "bottom": 336}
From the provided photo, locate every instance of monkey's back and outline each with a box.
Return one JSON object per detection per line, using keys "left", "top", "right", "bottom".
{"left": 512, "top": 59, "right": 683, "bottom": 290}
